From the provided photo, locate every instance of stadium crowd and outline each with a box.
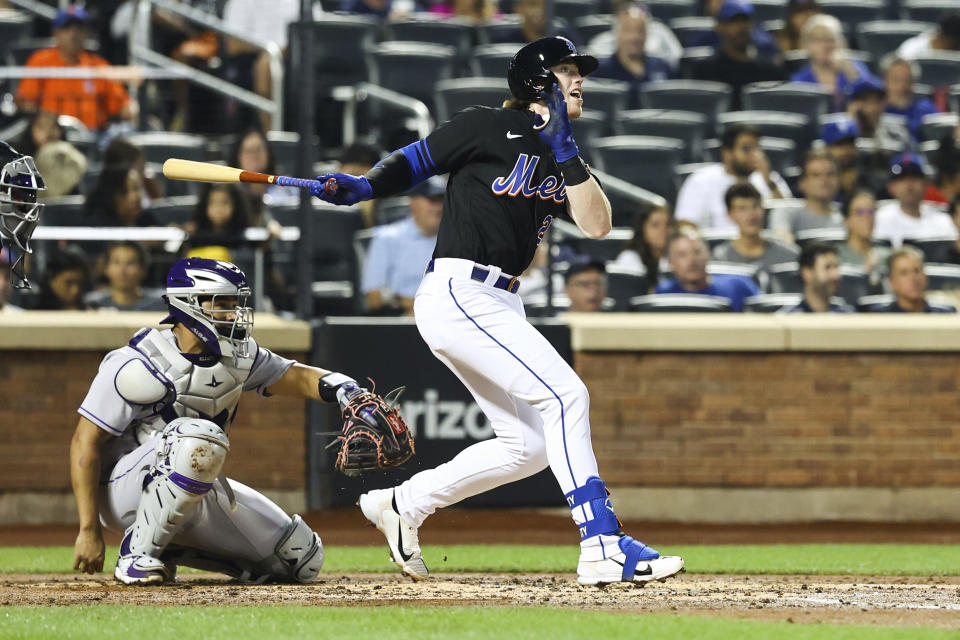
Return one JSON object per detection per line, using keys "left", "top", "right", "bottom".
{"left": 1, "top": 0, "right": 959, "bottom": 315}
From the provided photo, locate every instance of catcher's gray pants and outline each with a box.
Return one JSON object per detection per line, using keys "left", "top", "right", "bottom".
{"left": 100, "top": 438, "right": 293, "bottom": 572}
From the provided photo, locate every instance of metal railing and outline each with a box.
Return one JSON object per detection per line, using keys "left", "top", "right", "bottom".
{"left": 128, "top": 0, "right": 285, "bottom": 129}
{"left": 5, "top": 0, "right": 56, "bottom": 19}
{"left": 333, "top": 82, "right": 434, "bottom": 145}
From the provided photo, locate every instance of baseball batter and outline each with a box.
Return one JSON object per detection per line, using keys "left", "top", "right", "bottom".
{"left": 312, "top": 37, "right": 684, "bottom": 585}
{"left": 70, "top": 257, "right": 400, "bottom": 584}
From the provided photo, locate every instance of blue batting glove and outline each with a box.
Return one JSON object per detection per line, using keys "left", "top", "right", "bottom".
{"left": 534, "top": 83, "right": 579, "bottom": 164}
{"left": 310, "top": 173, "right": 373, "bottom": 206}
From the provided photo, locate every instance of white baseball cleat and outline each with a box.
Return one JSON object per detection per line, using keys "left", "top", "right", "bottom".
{"left": 358, "top": 488, "right": 429, "bottom": 581}
{"left": 114, "top": 530, "right": 170, "bottom": 585}
{"left": 577, "top": 536, "right": 684, "bottom": 586}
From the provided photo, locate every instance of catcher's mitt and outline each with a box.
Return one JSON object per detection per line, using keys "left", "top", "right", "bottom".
{"left": 332, "top": 384, "right": 414, "bottom": 476}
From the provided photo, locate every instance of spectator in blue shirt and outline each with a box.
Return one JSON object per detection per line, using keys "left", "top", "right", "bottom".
{"left": 592, "top": 3, "right": 673, "bottom": 109}
{"left": 883, "top": 58, "right": 940, "bottom": 142}
{"left": 790, "top": 14, "right": 870, "bottom": 111}
{"left": 361, "top": 176, "right": 445, "bottom": 315}
{"left": 691, "top": 0, "right": 781, "bottom": 61}
{"left": 656, "top": 230, "right": 759, "bottom": 311}
{"left": 788, "top": 242, "right": 854, "bottom": 313}
{"left": 882, "top": 248, "right": 955, "bottom": 313}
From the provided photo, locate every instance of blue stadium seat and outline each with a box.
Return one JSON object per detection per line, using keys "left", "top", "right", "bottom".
{"left": 819, "top": 0, "right": 885, "bottom": 26}
{"left": 669, "top": 17, "right": 715, "bottom": 48}
{"left": 741, "top": 82, "right": 831, "bottom": 132}
{"left": 641, "top": 80, "right": 733, "bottom": 135}
{"left": 616, "top": 109, "right": 708, "bottom": 162}
{"left": 769, "top": 261, "right": 803, "bottom": 294}
{"left": 590, "top": 135, "right": 685, "bottom": 201}
{"left": 385, "top": 16, "right": 475, "bottom": 60}
{"left": 914, "top": 53, "right": 960, "bottom": 87}
{"left": 470, "top": 43, "right": 520, "bottom": 78}
{"left": 629, "top": 293, "right": 733, "bottom": 312}
{"left": 367, "top": 42, "right": 457, "bottom": 109}
{"left": 606, "top": 265, "right": 651, "bottom": 310}
{"left": 306, "top": 15, "right": 379, "bottom": 89}
{"left": 718, "top": 111, "right": 811, "bottom": 149}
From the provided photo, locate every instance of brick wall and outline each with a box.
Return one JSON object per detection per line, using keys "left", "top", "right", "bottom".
{"left": 579, "top": 352, "right": 960, "bottom": 488}
{"left": 0, "top": 350, "right": 308, "bottom": 492}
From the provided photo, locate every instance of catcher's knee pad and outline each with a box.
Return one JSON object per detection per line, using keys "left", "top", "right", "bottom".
{"left": 565, "top": 477, "right": 621, "bottom": 541}
{"left": 128, "top": 418, "right": 230, "bottom": 558}
{"left": 272, "top": 514, "right": 324, "bottom": 583}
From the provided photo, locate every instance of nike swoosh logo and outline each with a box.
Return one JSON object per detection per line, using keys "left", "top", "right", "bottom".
{"left": 614, "top": 559, "right": 654, "bottom": 577}
{"left": 397, "top": 521, "right": 413, "bottom": 562}
{"left": 506, "top": 131, "right": 522, "bottom": 139}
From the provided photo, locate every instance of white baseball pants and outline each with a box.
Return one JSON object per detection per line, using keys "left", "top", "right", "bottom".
{"left": 395, "top": 258, "right": 601, "bottom": 528}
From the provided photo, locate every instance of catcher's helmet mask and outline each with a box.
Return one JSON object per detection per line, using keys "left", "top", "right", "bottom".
{"left": 162, "top": 258, "right": 254, "bottom": 362}
{"left": 0, "top": 140, "right": 46, "bottom": 288}
{"left": 507, "top": 36, "right": 598, "bottom": 103}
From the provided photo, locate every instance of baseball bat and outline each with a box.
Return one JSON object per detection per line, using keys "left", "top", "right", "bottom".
{"left": 162, "top": 158, "right": 325, "bottom": 191}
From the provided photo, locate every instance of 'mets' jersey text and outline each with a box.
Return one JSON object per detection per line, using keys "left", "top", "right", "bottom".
{"left": 422, "top": 107, "right": 568, "bottom": 276}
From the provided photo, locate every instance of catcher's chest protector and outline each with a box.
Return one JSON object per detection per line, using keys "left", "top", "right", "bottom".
{"left": 128, "top": 329, "right": 254, "bottom": 439}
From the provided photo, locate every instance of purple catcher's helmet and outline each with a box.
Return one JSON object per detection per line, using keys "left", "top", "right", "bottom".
{"left": 162, "top": 258, "right": 253, "bottom": 360}
{"left": 0, "top": 140, "right": 45, "bottom": 288}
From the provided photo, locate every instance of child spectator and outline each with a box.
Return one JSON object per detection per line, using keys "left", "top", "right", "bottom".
{"left": 184, "top": 184, "right": 252, "bottom": 257}
{"left": 84, "top": 165, "right": 155, "bottom": 227}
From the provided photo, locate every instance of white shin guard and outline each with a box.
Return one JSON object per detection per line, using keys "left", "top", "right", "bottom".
{"left": 128, "top": 418, "right": 229, "bottom": 559}
{"left": 272, "top": 514, "right": 325, "bottom": 583}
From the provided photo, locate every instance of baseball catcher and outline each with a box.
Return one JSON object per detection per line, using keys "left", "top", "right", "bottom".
{"left": 70, "top": 257, "right": 413, "bottom": 585}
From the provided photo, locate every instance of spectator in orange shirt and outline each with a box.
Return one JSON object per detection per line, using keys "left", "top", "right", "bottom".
{"left": 15, "top": 5, "right": 137, "bottom": 131}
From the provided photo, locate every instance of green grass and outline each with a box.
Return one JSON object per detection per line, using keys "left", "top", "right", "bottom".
{"left": 2, "top": 544, "right": 959, "bottom": 576}
{"left": 1, "top": 606, "right": 954, "bottom": 640}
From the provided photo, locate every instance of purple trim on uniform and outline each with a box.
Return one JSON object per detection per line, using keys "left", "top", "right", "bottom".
{"left": 126, "top": 342, "right": 177, "bottom": 408}
{"left": 120, "top": 530, "right": 132, "bottom": 556}
{"left": 77, "top": 406, "right": 124, "bottom": 435}
{"left": 128, "top": 328, "right": 151, "bottom": 349}
{"left": 446, "top": 277, "right": 579, "bottom": 496}
{"left": 108, "top": 448, "right": 155, "bottom": 484}
{"left": 169, "top": 471, "right": 213, "bottom": 495}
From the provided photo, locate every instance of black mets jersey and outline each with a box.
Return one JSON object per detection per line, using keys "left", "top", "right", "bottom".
{"left": 414, "top": 106, "right": 570, "bottom": 277}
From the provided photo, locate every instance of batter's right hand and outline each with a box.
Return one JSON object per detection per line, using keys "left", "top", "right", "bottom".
{"left": 73, "top": 528, "right": 105, "bottom": 574}
{"left": 310, "top": 173, "right": 373, "bottom": 206}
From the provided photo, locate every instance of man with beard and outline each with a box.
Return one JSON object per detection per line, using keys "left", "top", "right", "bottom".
{"left": 675, "top": 124, "right": 790, "bottom": 230}
{"left": 690, "top": 0, "right": 784, "bottom": 110}
{"left": 592, "top": 3, "right": 673, "bottom": 109}
{"left": 788, "top": 242, "right": 853, "bottom": 313}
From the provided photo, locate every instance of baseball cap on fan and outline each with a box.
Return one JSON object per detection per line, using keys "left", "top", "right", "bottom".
{"left": 52, "top": 5, "right": 89, "bottom": 30}
{"left": 889, "top": 153, "right": 927, "bottom": 180}
{"left": 407, "top": 175, "right": 446, "bottom": 199}
{"left": 821, "top": 117, "right": 859, "bottom": 145}
{"left": 717, "top": 0, "right": 754, "bottom": 22}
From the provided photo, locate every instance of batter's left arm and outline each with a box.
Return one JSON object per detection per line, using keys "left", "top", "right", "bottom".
{"left": 565, "top": 178, "right": 612, "bottom": 239}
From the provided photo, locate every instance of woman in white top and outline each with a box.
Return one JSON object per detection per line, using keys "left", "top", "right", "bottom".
{"left": 612, "top": 204, "right": 671, "bottom": 292}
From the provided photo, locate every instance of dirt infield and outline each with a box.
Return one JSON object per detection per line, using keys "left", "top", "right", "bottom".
{"left": 1, "top": 573, "right": 958, "bottom": 629}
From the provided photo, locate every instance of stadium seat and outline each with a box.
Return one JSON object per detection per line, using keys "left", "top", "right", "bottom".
{"left": 669, "top": 17, "right": 715, "bottom": 48}
{"left": 745, "top": 293, "right": 803, "bottom": 313}
{"left": 628, "top": 293, "right": 733, "bottom": 312}
{"left": 749, "top": 0, "right": 790, "bottom": 23}
{"left": 578, "top": 79, "right": 630, "bottom": 131}
{"left": 708, "top": 262, "right": 759, "bottom": 280}
{"left": 574, "top": 16, "right": 615, "bottom": 42}
{"left": 901, "top": 0, "right": 958, "bottom": 23}
{"left": 477, "top": 16, "right": 572, "bottom": 45}
{"left": 818, "top": 0, "right": 885, "bottom": 25}
{"left": 570, "top": 110, "right": 606, "bottom": 164}
{"left": 145, "top": 196, "right": 199, "bottom": 226}
{"left": 646, "top": 0, "right": 698, "bottom": 22}
{"left": 783, "top": 49, "right": 873, "bottom": 76}
{"left": 794, "top": 227, "right": 847, "bottom": 247}
{"left": 741, "top": 82, "right": 831, "bottom": 130}
{"left": 125, "top": 132, "right": 207, "bottom": 165}
{"left": 699, "top": 227, "right": 738, "bottom": 250}
{"left": 39, "top": 195, "right": 86, "bottom": 226}
{"left": 951, "top": 85, "right": 960, "bottom": 114}
{"left": 854, "top": 21, "right": 933, "bottom": 61}
{"left": 572, "top": 228, "right": 633, "bottom": 262}
{"left": 769, "top": 261, "right": 803, "bottom": 294}
{"left": 616, "top": 109, "right": 708, "bottom": 162}
{"left": 309, "top": 204, "right": 365, "bottom": 292}
{"left": 641, "top": 80, "right": 732, "bottom": 135}
{"left": 759, "top": 137, "right": 798, "bottom": 175}
{"left": 920, "top": 112, "right": 959, "bottom": 142}
{"left": 471, "top": 43, "right": 520, "bottom": 78}
{"left": 838, "top": 264, "right": 870, "bottom": 306}
{"left": 385, "top": 16, "right": 475, "bottom": 61}
{"left": 0, "top": 10, "right": 29, "bottom": 61}
{"left": 590, "top": 135, "right": 685, "bottom": 201}
{"left": 857, "top": 293, "right": 894, "bottom": 311}
{"left": 717, "top": 111, "right": 811, "bottom": 149}
{"left": 367, "top": 42, "right": 457, "bottom": 109}
{"left": 914, "top": 53, "right": 960, "bottom": 87}
{"left": 266, "top": 131, "right": 300, "bottom": 176}
{"left": 677, "top": 46, "right": 716, "bottom": 79}
{"left": 434, "top": 78, "right": 511, "bottom": 123}
{"left": 306, "top": 15, "right": 379, "bottom": 89}
{"left": 555, "top": 0, "right": 600, "bottom": 22}
{"left": 904, "top": 237, "right": 956, "bottom": 263}
{"left": 923, "top": 263, "right": 960, "bottom": 291}
{"left": 606, "top": 265, "right": 650, "bottom": 310}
